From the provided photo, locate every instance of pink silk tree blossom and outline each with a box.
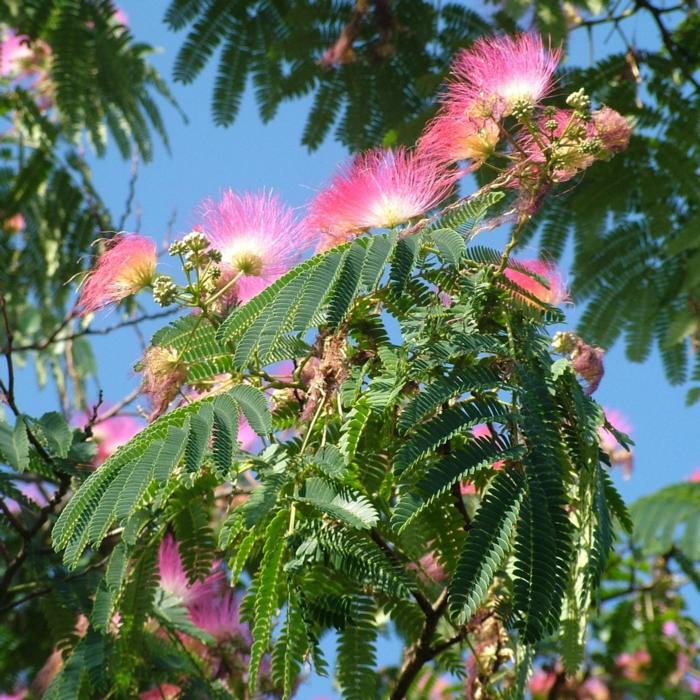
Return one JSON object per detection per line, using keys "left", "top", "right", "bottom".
{"left": 73, "top": 407, "right": 142, "bottom": 466}
{"left": 0, "top": 30, "right": 33, "bottom": 77}
{"left": 198, "top": 189, "right": 312, "bottom": 304}
{"left": 188, "top": 587, "right": 251, "bottom": 645}
{"left": 307, "top": 147, "right": 454, "bottom": 250}
{"left": 448, "top": 33, "right": 561, "bottom": 119}
{"left": 78, "top": 234, "right": 157, "bottom": 314}
{"left": 157, "top": 533, "right": 224, "bottom": 607}
{"left": 591, "top": 106, "right": 632, "bottom": 154}
{"left": 503, "top": 258, "right": 569, "bottom": 307}
{"left": 418, "top": 107, "right": 500, "bottom": 168}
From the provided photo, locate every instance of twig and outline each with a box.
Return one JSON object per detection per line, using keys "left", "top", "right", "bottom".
{"left": 6, "top": 308, "right": 177, "bottom": 354}
{"left": 389, "top": 590, "right": 452, "bottom": 700}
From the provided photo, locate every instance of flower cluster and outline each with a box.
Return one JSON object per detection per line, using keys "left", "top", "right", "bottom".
{"left": 72, "top": 32, "right": 629, "bottom": 428}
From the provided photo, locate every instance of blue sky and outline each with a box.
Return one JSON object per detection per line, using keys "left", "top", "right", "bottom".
{"left": 12, "top": 2, "right": 700, "bottom": 697}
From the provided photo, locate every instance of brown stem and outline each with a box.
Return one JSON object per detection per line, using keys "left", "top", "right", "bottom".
{"left": 389, "top": 590, "right": 454, "bottom": 700}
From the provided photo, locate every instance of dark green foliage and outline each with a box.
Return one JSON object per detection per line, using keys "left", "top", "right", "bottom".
{"left": 449, "top": 469, "right": 525, "bottom": 624}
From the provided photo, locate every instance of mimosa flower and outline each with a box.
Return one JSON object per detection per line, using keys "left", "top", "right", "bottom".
{"left": 0, "top": 30, "right": 33, "bottom": 77}
{"left": 198, "top": 190, "right": 311, "bottom": 304}
{"left": 307, "top": 147, "right": 454, "bottom": 249}
{"left": 448, "top": 33, "right": 561, "bottom": 119}
{"left": 418, "top": 107, "right": 500, "bottom": 167}
{"left": 157, "top": 533, "right": 224, "bottom": 607}
{"left": 591, "top": 106, "right": 632, "bottom": 154}
{"left": 140, "top": 345, "right": 187, "bottom": 420}
{"left": 73, "top": 407, "right": 142, "bottom": 466}
{"left": 688, "top": 467, "right": 700, "bottom": 483}
{"left": 78, "top": 234, "right": 157, "bottom": 314}
{"left": 503, "top": 258, "right": 569, "bottom": 306}
{"left": 189, "top": 588, "right": 251, "bottom": 644}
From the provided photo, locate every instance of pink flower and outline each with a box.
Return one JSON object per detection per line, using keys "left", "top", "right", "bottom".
{"left": 307, "top": 147, "right": 454, "bottom": 250}
{"left": 0, "top": 30, "right": 33, "bottom": 77}
{"left": 4, "top": 213, "right": 24, "bottom": 233}
{"left": 157, "top": 533, "right": 223, "bottom": 607}
{"left": 141, "top": 345, "right": 187, "bottom": 421}
{"left": 591, "top": 107, "right": 631, "bottom": 154}
{"left": 448, "top": 33, "right": 561, "bottom": 119}
{"left": 418, "top": 107, "right": 500, "bottom": 167}
{"left": 0, "top": 691, "right": 26, "bottom": 700}
{"left": 578, "top": 677, "right": 610, "bottom": 700}
{"left": 503, "top": 258, "right": 569, "bottom": 306}
{"left": 198, "top": 190, "right": 312, "bottom": 304}
{"left": 571, "top": 341, "right": 605, "bottom": 395}
{"left": 78, "top": 234, "right": 157, "bottom": 314}
{"left": 90, "top": 414, "right": 141, "bottom": 464}
{"left": 139, "top": 685, "right": 181, "bottom": 700}
{"left": 189, "top": 588, "right": 251, "bottom": 644}
{"left": 529, "top": 669, "right": 557, "bottom": 696}
{"left": 73, "top": 408, "right": 142, "bottom": 466}
{"left": 615, "top": 650, "right": 651, "bottom": 682}
{"left": 112, "top": 8, "right": 129, "bottom": 26}
{"left": 3, "top": 481, "right": 54, "bottom": 514}
{"left": 238, "top": 417, "right": 260, "bottom": 453}
{"left": 663, "top": 620, "right": 680, "bottom": 638}
{"left": 688, "top": 467, "right": 700, "bottom": 483}
{"left": 409, "top": 552, "right": 447, "bottom": 583}
{"left": 599, "top": 409, "right": 633, "bottom": 477}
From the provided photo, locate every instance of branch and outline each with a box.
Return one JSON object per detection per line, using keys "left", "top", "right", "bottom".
{"left": 635, "top": 0, "right": 700, "bottom": 93}
{"left": 5, "top": 308, "right": 177, "bottom": 354}
{"left": 389, "top": 590, "right": 453, "bottom": 700}
{"left": 370, "top": 528, "right": 433, "bottom": 616}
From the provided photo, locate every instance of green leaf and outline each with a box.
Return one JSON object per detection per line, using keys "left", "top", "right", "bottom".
{"left": 298, "top": 478, "right": 379, "bottom": 530}
{"left": 228, "top": 384, "right": 271, "bottom": 436}
{"left": 249, "top": 508, "right": 288, "bottom": 694}
{"left": 0, "top": 417, "right": 29, "bottom": 472}
{"left": 336, "top": 595, "right": 377, "bottom": 700}
{"left": 630, "top": 482, "right": 700, "bottom": 558}
{"left": 449, "top": 469, "right": 525, "bottom": 624}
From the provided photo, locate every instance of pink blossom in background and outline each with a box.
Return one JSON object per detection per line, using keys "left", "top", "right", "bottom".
{"left": 78, "top": 234, "right": 157, "bottom": 314}
{"left": 4, "top": 213, "right": 25, "bottom": 233}
{"left": 688, "top": 467, "right": 700, "bottom": 483}
{"left": 578, "top": 677, "right": 610, "bottom": 700}
{"left": 139, "top": 685, "right": 181, "bottom": 700}
{"left": 591, "top": 107, "right": 632, "bottom": 154}
{"left": 3, "top": 481, "right": 54, "bottom": 515}
{"left": 615, "top": 650, "right": 651, "bottom": 682}
{"left": 90, "top": 414, "right": 141, "bottom": 464}
{"left": 238, "top": 417, "right": 260, "bottom": 453}
{"left": 504, "top": 258, "right": 569, "bottom": 307}
{"left": 307, "top": 147, "right": 454, "bottom": 250}
{"left": 157, "top": 533, "right": 224, "bottom": 606}
{"left": 448, "top": 33, "right": 561, "bottom": 119}
{"left": 188, "top": 587, "right": 251, "bottom": 644}
{"left": 599, "top": 408, "right": 633, "bottom": 478}
{"left": 409, "top": 552, "right": 447, "bottom": 583}
{"left": 0, "top": 30, "right": 33, "bottom": 77}
{"left": 471, "top": 424, "right": 505, "bottom": 470}
{"left": 198, "top": 189, "right": 312, "bottom": 304}
{"left": 688, "top": 676, "right": 700, "bottom": 695}
{"left": 73, "top": 408, "right": 141, "bottom": 466}
{"left": 0, "top": 691, "right": 27, "bottom": 700}
{"left": 112, "top": 8, "right": 129, "bottom": 26}
{"left": 528, "top": 668, "right": 557, "bottom": 696}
